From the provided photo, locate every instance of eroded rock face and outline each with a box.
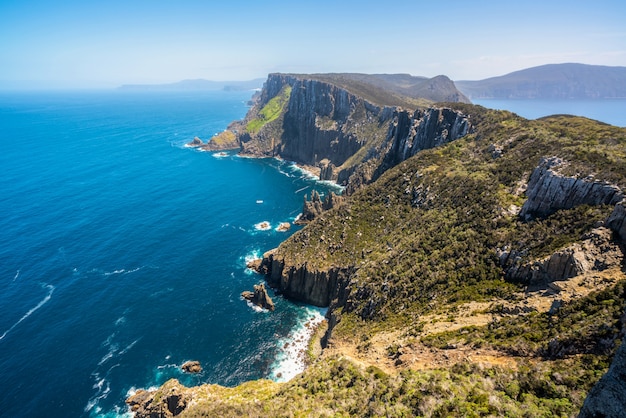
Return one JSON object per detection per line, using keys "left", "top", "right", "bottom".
{"left": 578, "top": 311, "right": 626, "bottom": 417}
{"left": 241, "top": 283, "right": 275, "bottom": 311}
{"left": 126, "top": 379, "right": 189, "bottom": 418}
{"left": 607, "top": 199, "right": 626, "bottom": 242}
{"left": 239, "top": 74, "right": 472, "bottom": 195}
{"left": 520, "top": 157, "right": 623, "bottom": 220}
{"left": 297, "top": 190, "right": 343, "bottom": 224}
{"left": 500, "top": 227, "right": 623, "bottom": 285}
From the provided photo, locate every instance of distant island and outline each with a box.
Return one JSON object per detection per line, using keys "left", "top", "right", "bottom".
{"left": 118, "top": 78, "right": 265, "bottom": 91}
{"left": 456, "top": 63, "right": 626, "bottom": 99}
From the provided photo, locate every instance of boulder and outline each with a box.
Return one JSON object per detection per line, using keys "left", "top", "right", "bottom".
{"left": 186, "top": 136, "right": 203, "bottom": 147}
{"left": 277, "top": 222, "right": 291, "bottom": 232}
{"left": 181, "top": 360, "right": 202, "bottom": 374}
{"left": 126, "top": 379, "right": 189, "bottom": 417}
{"left": 241, "top": 283, "right": 275, "bottom": 311}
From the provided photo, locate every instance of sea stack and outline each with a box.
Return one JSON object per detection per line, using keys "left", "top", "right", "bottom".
{"left": 241, "top": 283, "right": 275, "bottom": 311}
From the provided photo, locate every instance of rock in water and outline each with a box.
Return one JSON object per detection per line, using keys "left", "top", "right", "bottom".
{"left": 277, "top": 222, "right": 291, "bottom": 232}
{"left": 186, "top": 136, "right": 203, "bottom": 147}
{"left": 181, "top": 360, "right": 202, "bottom": 374}
{"left": 241, "top": 283, "right": 275, "bottom": 311}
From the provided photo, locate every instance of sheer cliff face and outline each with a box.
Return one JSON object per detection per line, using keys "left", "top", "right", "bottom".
{"left": 280, "top": 77, "right": 383, "bottom": 169}
{"left": 240, "top": 73, "right": 472, "bottom": 189}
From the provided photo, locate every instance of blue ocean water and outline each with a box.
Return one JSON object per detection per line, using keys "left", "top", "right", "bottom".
{"left": 0, "top": 90, "right": 336, "bottom": 417}
{"left": 472, "top": 98, "right": 626, "bottom": 127}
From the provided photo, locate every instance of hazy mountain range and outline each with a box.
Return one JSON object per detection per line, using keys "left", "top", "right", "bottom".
{"left": 118, "top": 63, "right": 626, "bottom": 100}
{"left": 455, "top": 63, "right": 626, "bottom": 99}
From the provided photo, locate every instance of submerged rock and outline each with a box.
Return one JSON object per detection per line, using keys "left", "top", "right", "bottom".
{"left": 241, "top": 283, "right": 275, "bottom": 311}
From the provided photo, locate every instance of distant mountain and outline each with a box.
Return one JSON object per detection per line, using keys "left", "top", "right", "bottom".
{"left": 118, "top": 78, "right": 265, "bottom": 91}
{"left": 456, "top": 63, "right": 626, "bottom": 99}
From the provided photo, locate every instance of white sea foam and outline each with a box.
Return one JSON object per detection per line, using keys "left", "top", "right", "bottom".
{"left": 244, "top": 299, "right": 270, "bottom": 313}
{"left": 12, "top": 269, "right": 20, "bottom": 281}
{"left": 85, "top": 375, "right": 111, "bottom": 412}
{"left": 269, "top": 306, "right": 327, "bottom": 382}
{"left": 254, "top": 221, "right": 271, "bottom": 231}
{"left": 0, "top": 283, "right": 55, "bottom": 341}
{"left": 103, "top": 267, "right": 143, "bottom": 276}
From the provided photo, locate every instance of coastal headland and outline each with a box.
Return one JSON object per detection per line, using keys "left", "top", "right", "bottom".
{"left": 133, "top": 72, "right": 626, "bottom": 417}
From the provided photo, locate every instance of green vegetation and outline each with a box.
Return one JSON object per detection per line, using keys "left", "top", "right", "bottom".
{"left": 422, "top": 280, "right": 626, "bottom": 358}
{"left": 142, "top": 98, "right": 626, "bottom": 417}
{"left": 181, "top": 355, "right": 601, "bottom": 417}
{"left": 246, "top": 85, "right": 292, "bottom": 134}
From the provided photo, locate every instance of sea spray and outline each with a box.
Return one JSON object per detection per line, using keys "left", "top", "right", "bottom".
{"left": 269, "top": 306, "right": 327, "bottom": 382}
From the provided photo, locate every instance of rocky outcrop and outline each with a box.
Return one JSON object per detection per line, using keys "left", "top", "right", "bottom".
{"left": 607, "top": 199, "right": 626, "bottom": 242}
{"left": 241, "top": 283, "right": 275, "bottom": 311}
{"left": 382, "top": 107, "right": 471, "bottom": 168}
{"left": 259, "top": 249, "right": 352, "bottom": 308}
{"left": 296, "top": 190, "right": 343, "bottom": 224}
{"left": 578, "top": 310, "right": 626, "bottom": 417}
{"left": 186, "top": 136, "right": 203, "bottom": 147}
{"left": 181, "top": 360, "right": 202, "bottom": 374}
{"left": 126, "top": 379, "right": 189, "bottom": 417}
{"left": 500, "top": 227, "right": 623, "bottom": 285}
{"left": 520, "top": 157, "right": 623, "bottom": 220}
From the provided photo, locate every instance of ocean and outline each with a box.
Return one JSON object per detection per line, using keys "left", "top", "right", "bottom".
{"left": 2, "top": 91, "right": 624, "bottom": 418}
{"left": 0, "top": 90, "right": 336, "bottom": 417}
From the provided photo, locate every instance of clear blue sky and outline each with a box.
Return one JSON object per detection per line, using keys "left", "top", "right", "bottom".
{"left": 1, "top": 0, "right": 625, "bottom": 88}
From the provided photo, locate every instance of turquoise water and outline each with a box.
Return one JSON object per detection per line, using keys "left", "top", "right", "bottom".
{"left": 0, "top": 90, "right": 335, "bottom": 417}
{"left": 472, "top": 98, "right": 626, "bottom": 127}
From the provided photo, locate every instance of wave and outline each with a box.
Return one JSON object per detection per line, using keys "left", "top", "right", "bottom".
{"left": 103, "top": 266, "right": 143, "bottom": 276}
{"left": 269, "top": 306, "right": 327, "bottom": 382}
{"left": 12, "top": 269, "right": 20, "bottom": 281}
{"left": 0, "top": 283, "right": 55, "bottom": 341}
{"left": 244, "top": 299, "right": 271, "bottom": 313}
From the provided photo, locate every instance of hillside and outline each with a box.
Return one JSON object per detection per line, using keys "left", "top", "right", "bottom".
{"left": 133, "top": 76, "right": 626, "bottom": 417}
{"left": 456, "top": 63, "right": 626, "bottom": 99}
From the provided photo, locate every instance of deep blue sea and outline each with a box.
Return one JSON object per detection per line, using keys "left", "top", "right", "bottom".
{"left": 0, "top": 90, "right": 337, "bottom": 417}
{"left": 472, "top": 98, "right": 626, "bottom": 127}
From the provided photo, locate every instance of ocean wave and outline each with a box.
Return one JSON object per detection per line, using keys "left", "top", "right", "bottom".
{"left": 84, "top": 374, "right": 111, "bottom": 413}
{"left": 244, "top": 299, "right": 271, "bottom": 313}
{"left": 12, "top": 269, "right": 20, "bottom": 281}
{"left": 103, "top": 266, "right": 143, "bottom": 276}
{"left": 0, "top": 283, "right": 55, "bottom": 341}
{"left": 269, "top": 306, "right": 327, "bottom": 382}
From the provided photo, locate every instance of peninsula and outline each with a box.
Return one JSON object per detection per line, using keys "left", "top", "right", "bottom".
{"left": 131, "top": 71, "right": 626, "bottom": 417}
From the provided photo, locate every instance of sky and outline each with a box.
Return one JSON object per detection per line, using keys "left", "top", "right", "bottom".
{"left": 1, "top": 0, "right": 625, "bottom": 89}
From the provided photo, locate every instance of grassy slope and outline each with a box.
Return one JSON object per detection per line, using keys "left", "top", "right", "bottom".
{"left": 164, "top": 105, "right": 626, "bottom": 417}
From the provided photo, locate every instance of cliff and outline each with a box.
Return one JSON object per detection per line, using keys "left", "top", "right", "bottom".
{"left": 519, "top": 156, "right": 623, "bottom": 220}
{"left": 578, "top": 310, "right": 626, "bottom": 417}
{"left": 228, "top": 73, "right": 471, "bottom": 188}
{"left": 131, "top": 79, "right": 626, "bottom": 417}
